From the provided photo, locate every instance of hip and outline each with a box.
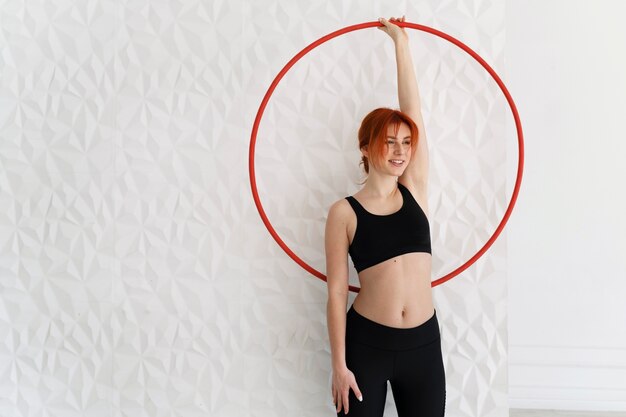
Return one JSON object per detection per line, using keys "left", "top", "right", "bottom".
{"left": 346, "top": 303, "right": 440, "bottom": 351}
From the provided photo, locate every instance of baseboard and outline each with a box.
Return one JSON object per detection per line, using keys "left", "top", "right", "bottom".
{"left": 509, "top": 344, "right": 626, "bottom": 412}
{"left": 510, "top": 409, "right": 626, "bottom": 417}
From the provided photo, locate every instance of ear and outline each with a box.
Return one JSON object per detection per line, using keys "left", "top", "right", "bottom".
{"left": 360, "top": 145, "right": 369, "bottom": 158}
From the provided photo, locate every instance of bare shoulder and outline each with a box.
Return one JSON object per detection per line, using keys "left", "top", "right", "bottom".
{"left": 325, "top": 197, "right": 356, "bottom": 251}
{"left": 325, "top": 197, "right": 353, "bottom": 229}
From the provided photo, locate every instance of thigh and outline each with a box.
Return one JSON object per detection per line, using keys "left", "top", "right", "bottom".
{"left": 389, "top": 338, "right": 446, "bottom": 417}
{"left": 338, "top": 341, "right": 393, "bottom": 417}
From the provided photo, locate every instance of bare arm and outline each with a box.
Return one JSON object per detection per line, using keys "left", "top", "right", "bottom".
{"left": 325, "top": 201, "right": 350, "bottom": 371}
{"left": 379, "top": 16, "right": 430, "bottom": 189}
{"left": 325, "top": 200, "right": 363, "bottom": 413}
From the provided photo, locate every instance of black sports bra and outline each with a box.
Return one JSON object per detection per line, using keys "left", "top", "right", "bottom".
{"left": 345, "top": 182, "right": 431, "bottom": 273}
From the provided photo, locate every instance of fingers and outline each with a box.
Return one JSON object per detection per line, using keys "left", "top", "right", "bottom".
{"left": 341, "top": 383, "right": 364, "bottom": 414}
{"left": 332, "top": 374, "right": 363, "bottom": 414}
{"left": 352, "top": 381, "right": 363, "bottom": 402}
{"left": 377, "top": 17, "right": 395, "bottom": 32}
{"left": 333, "top": 387, "right": 342, "bottom": 413}
{"left": 343, "top": 389, "right": 350, "bottom": 414}
{"left": 378, "top": 16, "right": 406, "bottom": 27}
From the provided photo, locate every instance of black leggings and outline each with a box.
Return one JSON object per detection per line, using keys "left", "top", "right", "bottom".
{"left": 338, "top": 305, "right": 446, "bottom": 417}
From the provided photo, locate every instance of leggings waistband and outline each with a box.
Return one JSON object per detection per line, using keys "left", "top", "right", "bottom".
{"left": 346, "top": 305, "right": 440, "bottom": 351}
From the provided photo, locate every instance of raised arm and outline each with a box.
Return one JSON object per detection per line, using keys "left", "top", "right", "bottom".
{"left": 378, "top": 16, "right": 429, "bottom": 189}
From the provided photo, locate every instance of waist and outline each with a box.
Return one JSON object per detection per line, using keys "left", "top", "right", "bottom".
{"left": 346, "top": 304, "right": 440, "bottom": 351}
{"left": 356, "top": 259, "right": 433, "bottom": 301}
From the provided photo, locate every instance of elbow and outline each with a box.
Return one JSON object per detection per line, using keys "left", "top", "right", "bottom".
{"left": 327, "top": 290, "right": 348, "bottom": 306}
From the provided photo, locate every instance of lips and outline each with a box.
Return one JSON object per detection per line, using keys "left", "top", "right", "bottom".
{"left": 389, "top": 159, "right": 404, "bottom": 167}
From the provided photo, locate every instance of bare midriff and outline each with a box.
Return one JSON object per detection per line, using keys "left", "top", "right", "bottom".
{"left": 352, "top": 252, "right": 434, "bottom": 329}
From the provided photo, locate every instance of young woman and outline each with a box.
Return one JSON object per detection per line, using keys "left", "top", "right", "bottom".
{"left": 325, "top": 16, "right": 446, "bottom": 416}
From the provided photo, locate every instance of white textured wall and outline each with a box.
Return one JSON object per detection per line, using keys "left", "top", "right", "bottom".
{"left": 506, "top": 0, "right": 626, "bottom": 412}
{"left": 1, "top": 1, "right": 509, "bottom": 416}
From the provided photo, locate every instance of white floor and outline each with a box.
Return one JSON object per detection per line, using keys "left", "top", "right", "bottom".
{"left": 510, "top": 410, "right": 626, "bottom": 417}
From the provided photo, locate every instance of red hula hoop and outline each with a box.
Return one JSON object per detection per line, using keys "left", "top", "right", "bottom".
{"left": 249, "top": 21, "right": 524, "bottom": 293}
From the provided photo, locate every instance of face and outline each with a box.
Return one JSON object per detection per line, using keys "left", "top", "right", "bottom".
{"left": 365, "top": 123, "right": 412, "bottom": 175}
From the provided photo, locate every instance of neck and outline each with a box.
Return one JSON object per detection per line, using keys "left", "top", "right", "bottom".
{"left": 362, "top": 173, "right": 398, "bottom": 198}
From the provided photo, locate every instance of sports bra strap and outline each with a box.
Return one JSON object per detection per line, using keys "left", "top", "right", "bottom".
{"left": 345, "top": 196, "right": 368, "bottom": 215}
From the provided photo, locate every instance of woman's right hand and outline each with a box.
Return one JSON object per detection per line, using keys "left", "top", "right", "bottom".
{"left": 332, "top": 365, "right": 363, "bottom": 414}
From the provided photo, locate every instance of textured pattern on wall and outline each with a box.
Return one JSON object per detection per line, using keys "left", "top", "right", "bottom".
{"left": 0, "top": 0, "right": 508, "bottom": 416}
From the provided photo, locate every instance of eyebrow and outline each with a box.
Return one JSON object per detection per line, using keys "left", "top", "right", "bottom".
{"left": 386, "top": 136, "right": 411, "bottom": 139}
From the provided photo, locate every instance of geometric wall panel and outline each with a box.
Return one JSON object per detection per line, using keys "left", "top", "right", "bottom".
{"left": 0, "top": 0, "right": 508, "bottom": 416}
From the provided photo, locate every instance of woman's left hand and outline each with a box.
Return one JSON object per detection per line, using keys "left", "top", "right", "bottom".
{"left": 377, "top": 15, "right": 409, "bottom": 44}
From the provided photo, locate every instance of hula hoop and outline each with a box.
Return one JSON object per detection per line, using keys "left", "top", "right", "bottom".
{"left": 249, "top": 21, "right": 524, "bottom": 293}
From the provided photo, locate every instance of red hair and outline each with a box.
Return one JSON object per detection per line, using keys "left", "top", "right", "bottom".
{"left": 357, "top": 108, "right": 419, "bottom": 178}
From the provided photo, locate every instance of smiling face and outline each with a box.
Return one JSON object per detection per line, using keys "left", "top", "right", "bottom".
{"left": 383, "top": 122, "right": 412, "bottom": 173}
{"left": 357, "top": 108, "right": 419, "bottom": 178}
{"left": 364, "top": 121, "right": 412, "bottom": 175}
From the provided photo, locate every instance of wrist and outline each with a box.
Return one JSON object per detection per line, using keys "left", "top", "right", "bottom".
{"left": 333, "top": 362, "right": 348, "bottom": 372}
{"left": 394, "top": 38, "right": 410, "bottom": 48}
